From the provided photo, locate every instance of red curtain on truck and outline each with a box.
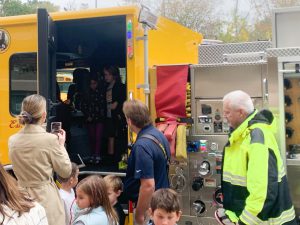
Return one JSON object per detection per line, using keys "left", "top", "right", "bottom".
{"left": 155, "top": 65, "right": 188, "bottom": 119}
{"left": 155, "top": 65, "right": 189, "bottom": 157}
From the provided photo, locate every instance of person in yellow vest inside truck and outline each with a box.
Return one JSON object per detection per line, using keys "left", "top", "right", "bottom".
{"left": 215, "top": 90, "right": 296, "bottom": 225}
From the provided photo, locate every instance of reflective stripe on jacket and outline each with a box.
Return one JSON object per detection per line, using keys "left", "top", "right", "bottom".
{"left": 222, "top": 109, "right": 296, "bottom": 225}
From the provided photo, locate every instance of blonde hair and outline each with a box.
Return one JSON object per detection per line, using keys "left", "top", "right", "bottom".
{"left": 104, "top": 175, "right": 123, "bottom": 192}
{"left": 18, "top": 94, "right": 46, "bottom": 125}
{"left": 76, "top": 175, "right": 118, "bottom": 225}
{"left": 0, "top": 163, "right": 35, "bottom": 222}
{"left": 123, "top": 99, "right": 152, "bottom": 129}
{"left": 57, "top": 162, "right": 78, "bottom": 183}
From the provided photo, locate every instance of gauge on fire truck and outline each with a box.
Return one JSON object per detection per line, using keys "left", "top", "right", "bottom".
{"left": 199, "top": 161, "right": 210, "bottom": 176}
{"left": 192, "top": 177, "right": 204, "bottom": 191}
{"left": 170, "top": 167, "right": 186, "bottom": 193}
{"left": 193, "top": 200, "right": 206, "bottom": 216}
{"left": 213, "top": 187, "right": 223, "bottom": 207}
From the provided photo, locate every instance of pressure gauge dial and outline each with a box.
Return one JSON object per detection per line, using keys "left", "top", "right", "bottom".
{"left": 192, "top": 177, "right": 204, "bottom": 191}
{"left": 213, "top": 187, "right": 223, "bottom": 207}
{"left": 171, "top": 174, "right": 186, "bottom": 193}
{"left": 199, "top": 161, "right": 210, "bottom": 176}
{"left": 170, "top": 167, "right": 186, "bottom": 193}
{"left": 193, "top": 200, "right": 206, "bottom": 216}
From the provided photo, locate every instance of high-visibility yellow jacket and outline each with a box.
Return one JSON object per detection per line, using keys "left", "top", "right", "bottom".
{"left": 222, "top": 109, "right": 296, "bottom": 225}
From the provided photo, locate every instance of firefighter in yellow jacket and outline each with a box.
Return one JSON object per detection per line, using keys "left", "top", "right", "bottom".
{"left": 215, "top": 90, "right": 296, "bottom": 225}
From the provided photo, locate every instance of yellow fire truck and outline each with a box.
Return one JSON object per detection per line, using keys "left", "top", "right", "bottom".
{"left": 0, "top": 6, "right": 201, "bottom": 166}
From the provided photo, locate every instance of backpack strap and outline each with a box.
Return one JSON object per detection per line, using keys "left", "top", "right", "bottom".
{"left": 140, "top": 134, "right": 169, "bottom": 162}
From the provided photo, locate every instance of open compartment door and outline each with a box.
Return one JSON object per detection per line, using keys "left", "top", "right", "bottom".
{"left": 37, "top": 8, "right": 57, "bottom": 129}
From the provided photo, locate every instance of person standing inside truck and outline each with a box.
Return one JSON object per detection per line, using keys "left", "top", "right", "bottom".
{"left": 123, "top": 99, "right": 170, "bottom": 225}
{"left": 104, "top": 65, "right": 126, "bottom": 162}
{"left": 215, "top": 90, "right": 296, "bottom": 225}
{"left": 8, "top": 94, "right": 72, "bottom": 225}
{"left": 81, "top": 76, "right": 106, "bottom": 164}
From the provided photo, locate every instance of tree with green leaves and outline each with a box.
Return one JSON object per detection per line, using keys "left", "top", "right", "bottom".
{"left": 218, "top": 0, "right": 252, "bottom": 42}
{"left": 122, "top": 0, "right": 300, "bottom": 42}
{"left": 247, "top": 0, "right": 300, "bottom": 41}
{"left": 122, "top": 0, "right": 223, "bottom": 40}
{"left": 1, "top": 0, "right": 31, "bottom": 16}
{"left": 219, "top": 16, "right": 251, "bottom": 42}
{"left": 250, "top": 0, "right": 300, "bottom": 19}
{"left": 161, "top": 0, "right": 223, "bottom": 39}
{"left": 0, "top": 0, "right": 58, "bottom": 17}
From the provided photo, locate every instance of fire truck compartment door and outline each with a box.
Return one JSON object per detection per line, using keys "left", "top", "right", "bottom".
{"left": 37, "top": 8, "right": 57, "bottom": 127}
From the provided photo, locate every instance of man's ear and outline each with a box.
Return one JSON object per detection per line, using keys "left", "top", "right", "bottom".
{"left": 240, "top": 108, "right": 248, "bottom": 118}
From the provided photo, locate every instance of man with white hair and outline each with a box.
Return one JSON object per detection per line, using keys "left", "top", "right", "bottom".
{"left": 215, "top": 90, "right": 296, "bottom": 225}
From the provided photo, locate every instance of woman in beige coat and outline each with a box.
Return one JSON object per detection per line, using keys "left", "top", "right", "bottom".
{"left": 8, "top": 94, "right": 72, "bottom": 225}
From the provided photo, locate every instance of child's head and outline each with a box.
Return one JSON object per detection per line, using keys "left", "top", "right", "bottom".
{"left": 75, "top": 175, "right": 118, "bottom": 224}
{"left": 90, "top": 77, "right": 98, "bottom": 91}
{"left": 103, "top": 65, "right": 121, "bottom": 84}
{"left": 150, "top": 189, "right": 182, "bottom": 225}
{"left": 103, "top": 175, "right": 123, "bottom": 205}
{"left": 57, "top": 162, "right": 79, "bottom": 188}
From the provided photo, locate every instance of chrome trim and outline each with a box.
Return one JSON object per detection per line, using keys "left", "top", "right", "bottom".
{"left": 79, "top": 171, "right": 126, "bottom": 177}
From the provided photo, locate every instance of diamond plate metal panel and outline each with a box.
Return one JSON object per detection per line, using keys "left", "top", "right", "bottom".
{"left": 191, "top": 61, "right": 267, "bottom": 68}
{"left": 199, "top": 41, "right": 272, "bottom": 64}
{"left": 267, "top": 47, "right": 300, "bottom": 57}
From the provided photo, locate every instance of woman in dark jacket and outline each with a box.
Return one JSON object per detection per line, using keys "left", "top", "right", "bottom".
{"left": 103, "top": 65, "right": 126, "bottom": 159}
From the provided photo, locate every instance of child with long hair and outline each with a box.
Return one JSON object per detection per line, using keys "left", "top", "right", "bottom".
{"left": 81, "top": 77, "right": 106, "bottom": 164}
{"left": 0, "top": 163, "right": 48, "bottom": 225}
{"left": 72, "top": 175, "right": 118, "bottom": 225}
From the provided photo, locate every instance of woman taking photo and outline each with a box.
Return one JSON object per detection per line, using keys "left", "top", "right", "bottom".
{"left": 8, "top": 94, "right": 72, "bottom": 225}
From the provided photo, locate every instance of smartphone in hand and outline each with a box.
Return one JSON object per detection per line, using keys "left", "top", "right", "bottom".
{"left": 51, "top": 122, "right": 62, "bottom": 133}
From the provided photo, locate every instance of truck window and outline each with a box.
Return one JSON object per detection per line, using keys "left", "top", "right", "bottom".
{"left": 9, "top": 53, "right": 37, "bottom": 115}
{"left": 56, "top": 70, "right": 74, "bottom": 101}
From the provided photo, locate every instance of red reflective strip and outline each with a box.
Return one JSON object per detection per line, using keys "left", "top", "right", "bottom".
{"left": 129, "top": 201, "right": 133, "bottom": 213}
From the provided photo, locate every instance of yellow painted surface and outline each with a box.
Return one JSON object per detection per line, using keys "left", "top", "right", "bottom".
{"left": 0, "top": 21, "right": 37, "bottom": 164}
{"left": 149, "top": 16, "right": 202, "bottom": 65}
{"left": 149, "top": 68, "right": 157, "bottom": 121}
{"left": 0, "top": 6, "right": 202, "bottom": 165}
